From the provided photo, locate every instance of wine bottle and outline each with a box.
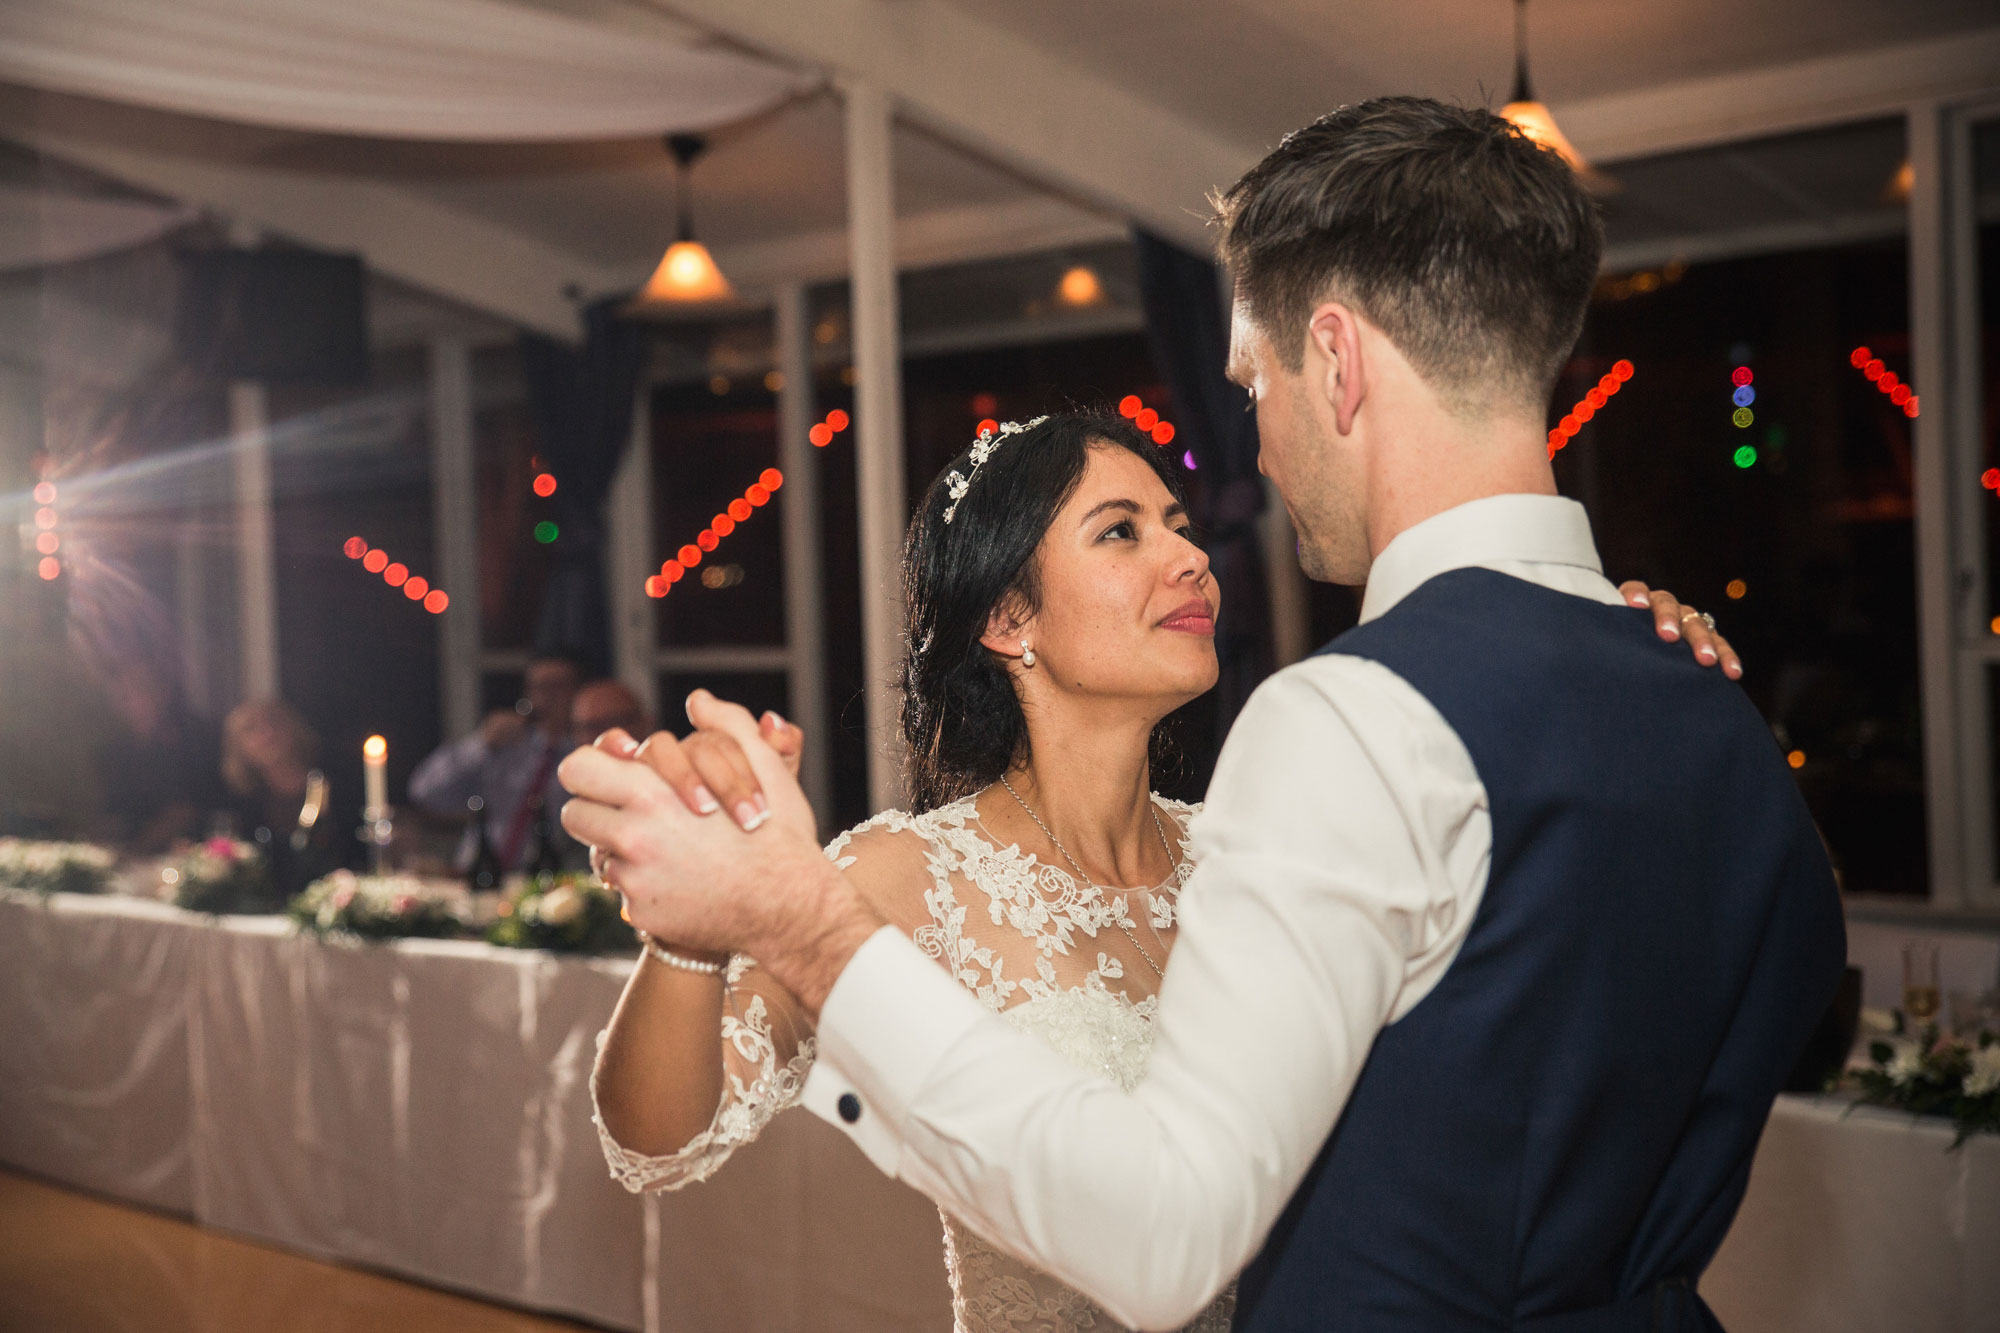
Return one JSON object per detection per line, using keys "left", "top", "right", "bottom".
{"left": 466, "top": 795, "right": 502, "bottom": 893}
{"left": 525, "top": 797, "right": 563, "bottom": 880}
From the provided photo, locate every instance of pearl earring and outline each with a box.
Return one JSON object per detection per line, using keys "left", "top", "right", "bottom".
{"left": 1020, "top": 641, "right": 1036, "bottom": 668}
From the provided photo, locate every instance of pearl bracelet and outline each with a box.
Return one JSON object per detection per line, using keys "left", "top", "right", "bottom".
{"left": 636, "top": 930, "right": 726, "bottom": 976}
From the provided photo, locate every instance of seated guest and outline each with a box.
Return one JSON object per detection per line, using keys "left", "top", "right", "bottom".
{"left": 219, "top": 698, "right": 335, "bottom": 902}
{"left": 569, "top": 679, "right": 653, "bottom": 752}
{"left": 409, "top": 650, "right": 581, "bottom": 873}
{"left": 95, "top": 660, "right": 220, "bottom": 852}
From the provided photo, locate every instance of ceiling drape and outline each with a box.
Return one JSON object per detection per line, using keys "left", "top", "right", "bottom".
{"left": 0, "top": 0, "right": 815, "bottom": 140}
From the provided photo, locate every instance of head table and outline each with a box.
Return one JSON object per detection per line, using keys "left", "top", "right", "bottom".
{"left": 3, "top": 886, "right": 1994, "bottom": 1333}
{"left": 0, "top": 887, "right": 950, "bottom": 1332}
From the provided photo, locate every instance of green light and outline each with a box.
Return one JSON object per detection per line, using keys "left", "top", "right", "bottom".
{"left": 1732, "top": 407, "right": 1754, "bottom": 429}
{"left": 533, "top": 520, "right": 559, "bottom": 544}
{"left": 1733, "top": 445, "right": 1758, "bottom": 469}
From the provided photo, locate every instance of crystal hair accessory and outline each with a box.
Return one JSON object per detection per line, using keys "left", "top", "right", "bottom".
{"left": 940, "top": 416, "right": 1049, "bottom": 523}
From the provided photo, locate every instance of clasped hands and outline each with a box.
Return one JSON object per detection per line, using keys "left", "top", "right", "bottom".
{"left": 556, "top": 582, "right": 1738, "bottom": 1011}
{"left": 557, "top": 692, "right": 882, "bottom": 1013}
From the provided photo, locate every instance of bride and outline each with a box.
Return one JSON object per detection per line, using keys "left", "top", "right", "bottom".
{"left": 583, "top": 410, "right": 1732, "bottom": 1333}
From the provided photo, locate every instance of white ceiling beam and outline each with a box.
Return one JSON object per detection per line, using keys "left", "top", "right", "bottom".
{"left": 712, "top": 194, "right": 1127, "bottom": 293}
{"left": 16, "top": 128, "right": 628, "bottom": 338}
{"left": 653, "top": 0, "right": 1257, "bottom": 254}
{"left": 1565, "top": 28, "right": 2000, "bottom": 165}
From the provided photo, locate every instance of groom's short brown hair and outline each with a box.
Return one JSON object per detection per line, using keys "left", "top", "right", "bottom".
{"left": 1215, "top": 96, "right": 1602, "bottom": 413}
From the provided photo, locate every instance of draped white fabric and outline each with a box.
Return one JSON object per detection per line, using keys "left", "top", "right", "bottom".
{"left": 0, "top": 0, "right": 815, "bottom": 140}
{"left": 0, "top": 890, "right": 950, "bottom": 1332}
{"left": 0, "top": 186, "right": 195, "bottom": 273}
{"left": 1702, "top": 1095, "right": 2000, "bottom": 1333}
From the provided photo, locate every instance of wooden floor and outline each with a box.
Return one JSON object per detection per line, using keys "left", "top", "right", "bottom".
{"left": 0, "top": 1169, "right": 604, "bottom": 1333}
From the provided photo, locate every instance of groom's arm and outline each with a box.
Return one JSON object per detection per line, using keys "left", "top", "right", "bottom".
{"left": 798, "top": 656, "right": 1487, "bottom": 1331}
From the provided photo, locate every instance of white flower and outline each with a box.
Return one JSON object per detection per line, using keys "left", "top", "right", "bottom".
{"left": 538, "top": 885, "right": 583, "bottom": 926}
{"left": 1966, "top": 1046, "right": 2000, "bottom": 1099}
{"left": 1886, "top": 1045, "right": 1926, "bottom": 1086}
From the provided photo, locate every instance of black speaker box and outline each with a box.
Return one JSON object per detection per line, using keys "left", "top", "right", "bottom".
{"left": 176, "top": 247, "right": 368, "bottom": 386}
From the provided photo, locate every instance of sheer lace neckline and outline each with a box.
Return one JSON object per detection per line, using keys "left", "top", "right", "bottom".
{"left": 831, "top": 793, "right": 1197, "bottom": 1016}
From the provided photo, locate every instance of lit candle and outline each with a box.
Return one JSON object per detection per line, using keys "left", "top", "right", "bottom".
{"left": 363, "top": 735, "right": 388, "bottom": 817}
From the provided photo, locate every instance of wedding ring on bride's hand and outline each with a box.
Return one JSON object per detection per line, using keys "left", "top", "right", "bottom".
{"left": 637, "top": 929, "right": 727, "bottom": 976}
{"left": 1680, "top": 608, "right": 1716, "bottom": 631}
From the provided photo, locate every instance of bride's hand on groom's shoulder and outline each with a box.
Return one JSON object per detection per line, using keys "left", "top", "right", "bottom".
{"left": 1619, "top": 580, "right": 1743, "bottom": 680}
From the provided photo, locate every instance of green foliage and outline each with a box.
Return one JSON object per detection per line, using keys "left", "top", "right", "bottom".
{"left": 0, "top": 838, "right": 114, "bottom": 895}
{"left": 485, "top": 872, "right": 637, "bottom": 955}
{"left": 288, "top": 871, "right": 465, "bottom": 942}
{"left": 1852, "top": 1025, "right": 2000, "bottom": 1147}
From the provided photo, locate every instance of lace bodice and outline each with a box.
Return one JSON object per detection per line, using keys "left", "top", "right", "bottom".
{"left": 592, "top": 792, "right": 1234, "bottom": 1333}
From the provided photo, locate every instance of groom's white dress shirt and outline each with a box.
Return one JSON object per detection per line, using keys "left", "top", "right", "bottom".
{"left": 799, "top": 494, "right": 1628, "bottom": 1330}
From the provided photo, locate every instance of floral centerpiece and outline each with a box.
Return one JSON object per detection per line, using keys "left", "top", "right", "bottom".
{"left": 0, "top": 838, "right": 116, "bottom": 895}
{"left": 1853, "top": 1025, "right": 2000, "bottom": 1146}
{"left": 288, "top": 869, "right": 465, "bottom": 941}
{"left": 486, "top": 872, "right": 637, "bottom": 954}
{"left": 166, "top": 837, "right": 271, "bottom": 914}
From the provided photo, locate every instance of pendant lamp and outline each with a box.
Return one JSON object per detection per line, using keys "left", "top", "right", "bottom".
{"left": 1499, "top": 0, "right": 1589, "bottom": 174}
{"left": 638, "top": 134, "right": 734, "bottom": 304}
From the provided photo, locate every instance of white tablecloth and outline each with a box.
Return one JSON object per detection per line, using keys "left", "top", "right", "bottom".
{"left": 0, "top": 890, "right": 951, "bottom": 1332}
{"left": 1704, "top": 1094, "right": 2000, "bottom": 1333}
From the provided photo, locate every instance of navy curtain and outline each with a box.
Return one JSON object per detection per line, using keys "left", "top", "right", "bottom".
{"left": 517, "top": 299, "right": 647, "bottom": 677}
{"left": 1134, "top": 228, "right": 1274, "bottom": 739}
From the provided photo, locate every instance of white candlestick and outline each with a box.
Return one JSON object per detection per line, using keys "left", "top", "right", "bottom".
{"left": 363, "top": 734, "right": 388, "bottom": 817}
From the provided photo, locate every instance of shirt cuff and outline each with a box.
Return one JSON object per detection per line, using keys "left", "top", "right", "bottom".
{"left": 799, "top": 924, "right": 992, "bottom": 1177}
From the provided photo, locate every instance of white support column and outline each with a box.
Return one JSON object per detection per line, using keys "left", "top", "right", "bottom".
{"left": 844, "top": 80, "right": 908, "bottom": 814}
{"left": 428, "top": 336, "right": 482, "bottom": 742}
{"left": 175, "top": 518, "right": 212, "bottom": 714}
{"left": 229, "top": 379, "right": 278, "bottom": 702}
{"left": 608, "top": 381, "right": 660, "bottom": 725}
{"left": 1906, "top": 101, "right": 1966, "bottom": 907}
{"left": 775, "top": 282, "right": 832, "bottom": 823}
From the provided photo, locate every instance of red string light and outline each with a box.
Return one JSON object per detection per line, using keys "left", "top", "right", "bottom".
{"left": 532, "top": 473, "right": 558, "bottom": 498}
{"left": 1118, "top": 395, "right": 1184, "bottom": 448}
{"left": 811, "top": 408, "right": 852, "bottom": 448}
{"left": 1548, "top": 360, "right": 1634, "bottom": 458}
{"left": 1849, "top": 347, "right": 1918, "bottom": 418}
{"left": 652, "top": 471, "right": 786, "bottom": 597}
{"left": 343, "top": 539, "right": 450, "bottom": 613}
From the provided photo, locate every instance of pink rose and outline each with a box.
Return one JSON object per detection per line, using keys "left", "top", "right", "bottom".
{"left": 206, "top": 837, "right": 236, "bottom": 859}
{"left": 332, "top": 886, "right": 355, "bottom": 910}
{"left": 392, "top": 893, "right": 416, "bottom": 915}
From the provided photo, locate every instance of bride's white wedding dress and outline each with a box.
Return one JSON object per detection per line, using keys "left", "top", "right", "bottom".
{"left": 593, "top": 792, "right": 1235, "bottom": 1333}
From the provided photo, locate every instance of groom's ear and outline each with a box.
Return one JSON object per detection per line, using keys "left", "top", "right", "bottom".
{"left": 1308, "top": 301, "right": 1367, "bottom": 437}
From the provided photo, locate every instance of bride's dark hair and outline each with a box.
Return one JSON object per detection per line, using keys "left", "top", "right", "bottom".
{"left": 901, "top": 410, "right": 1187, "bottom": 813}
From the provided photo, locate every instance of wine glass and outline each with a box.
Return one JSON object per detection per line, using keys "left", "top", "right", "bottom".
{"left": 1901, "top": 941, "right": 1941, "bottom": 1031}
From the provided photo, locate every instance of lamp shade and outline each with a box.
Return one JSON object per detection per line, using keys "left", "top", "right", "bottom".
{"left": 639, "top": 239, "right": 734, "bottom": 303}
{"left": 1500, "top": 98, "right": 1588, "bottom": 172}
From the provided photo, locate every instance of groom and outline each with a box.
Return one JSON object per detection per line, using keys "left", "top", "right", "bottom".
{"left": 562, "top": 97, "right": 1844, "bottom": 1331}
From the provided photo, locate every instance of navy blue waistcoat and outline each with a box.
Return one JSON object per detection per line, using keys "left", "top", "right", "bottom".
{"left": 1233, "top": 569, "right": 1845, "bottom": 1333}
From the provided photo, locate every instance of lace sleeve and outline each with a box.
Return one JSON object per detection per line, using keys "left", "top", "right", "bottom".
{"left": 590, "top": 818, "right": 916, "bottom": 1194}
{"left": 592, "top": 952, "right": 818, "bottom": 1193}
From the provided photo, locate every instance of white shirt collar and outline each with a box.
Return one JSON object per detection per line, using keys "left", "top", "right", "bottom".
{"left": 1358, "top": 493, "right": 1606, "bottom": 623}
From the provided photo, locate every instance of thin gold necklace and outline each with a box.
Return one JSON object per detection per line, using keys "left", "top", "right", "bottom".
{"left": 998, "top": 775, "right": 1173, "bottom": 977}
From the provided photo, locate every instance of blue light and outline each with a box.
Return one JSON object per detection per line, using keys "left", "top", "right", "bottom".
{"left": 1182, "top": 450, "right": 1197, "bottom": 471}
{"left": 1732, "top": 384, "right": 1756, "bottom": 408}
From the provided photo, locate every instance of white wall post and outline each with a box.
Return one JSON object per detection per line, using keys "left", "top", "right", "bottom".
{"left": 608, "top": 381, "right": 660, "bottom": 725}
{"left": 229, "top": 379, "right": 278, "bottom": 702}
{"left": 844, "top": 80, "right": 909, "bottom": 815}
{"left": 428, "top": 336, "right": 482, "bottom": 742}
{"left": 775, "top": 282, "right": 833, "bottom": 823}
{"left": 1906, "top": 101, "right": 1967, "bottom": 907}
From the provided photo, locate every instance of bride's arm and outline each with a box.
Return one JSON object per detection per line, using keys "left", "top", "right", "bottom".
{"left": 589, "top": 817, "right": 933, "bottom": 1192}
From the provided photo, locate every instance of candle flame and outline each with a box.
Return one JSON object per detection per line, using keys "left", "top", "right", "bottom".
{"left": 363, "top": 735, "right": 387, "bottom": 761}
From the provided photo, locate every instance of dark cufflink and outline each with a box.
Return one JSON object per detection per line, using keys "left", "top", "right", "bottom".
{"left": 837, "top": 1092, "right": 862, "bottom": 1124}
